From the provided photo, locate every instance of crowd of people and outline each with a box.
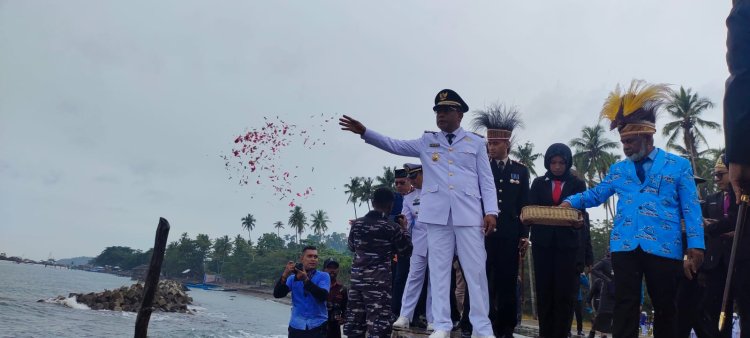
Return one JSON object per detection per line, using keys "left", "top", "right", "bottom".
{"left": 274, "top": 3, "right": 749, "bottom": 336}
{"left": 276, "top": 85, "right": 747, "bottom": 338}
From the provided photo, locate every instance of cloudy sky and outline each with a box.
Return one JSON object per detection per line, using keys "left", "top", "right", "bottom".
{"left": 0, "top": 1, "right": 732, "bottom": 260}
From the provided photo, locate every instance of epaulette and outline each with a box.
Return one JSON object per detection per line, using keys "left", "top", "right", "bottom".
{"left": 470, "top": 132, "right": 485, "bottom": 138}
{"left": 424, "top": 130, "right": 438, "bottom": 135}
{"left": 512, "top": 160, "right": 526, "bottom": 167}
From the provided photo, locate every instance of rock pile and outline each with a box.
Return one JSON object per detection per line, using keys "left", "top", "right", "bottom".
{"left": 59, "top": 280, "right": 193, "bottom": 313}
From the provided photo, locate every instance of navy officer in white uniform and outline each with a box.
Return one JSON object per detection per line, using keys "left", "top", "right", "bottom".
{"left": 339, "top": 89, "right": 498, "bottom": 338}
{"left": 393, "top": 163, "right": 434, "bottom": 330}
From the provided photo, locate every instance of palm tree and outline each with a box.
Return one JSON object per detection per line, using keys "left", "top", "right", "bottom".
{"left": 357, "top": 177, "right": 375, "bottom": 211}
{"left": 572, "top": 154, "right": 592, "bottom": 183}
{"left": 344, "top": 177, "right": 362, "bottom": 218}
{"left": 570, "top": 124, "right": 620, "bottom": 220}
{"left": 662, "top": 87, "right": 721, "bottom": 175}
{"left": 570, "top": 124, "right": 620, "bottom": 178}
{"left": 288, "top": 206, "right": 307, "bottom": 244}
{"left": 211, "top": 235, "right": 232, "bottom": 274}
{"left": 375, "top": 166, "right": 396, "bottom": 189}
{"left": 510, "top": 141, "right": 543, "bottom": 177}
{"left": 595, "top": 152, "right": 621, "bottom": 223}
{"left": 310, "top": 210, "right": 330, "bottom": 236}
{"left": 241, "top": 213, "right": 256, "bottom": 239}
{"left": 273, "top": 221, "right": 284, "bottom": 236}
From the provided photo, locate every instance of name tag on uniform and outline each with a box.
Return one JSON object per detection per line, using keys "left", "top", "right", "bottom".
{"left": 429, "top": 143, "right": 440, "bottom": 148}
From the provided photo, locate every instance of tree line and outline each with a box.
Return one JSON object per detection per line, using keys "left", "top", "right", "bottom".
{"left": 93, "top": 205, "right": 352, "bottom": 285}
{"left": 93, "top": 231, "right": 353, "bottom": 286}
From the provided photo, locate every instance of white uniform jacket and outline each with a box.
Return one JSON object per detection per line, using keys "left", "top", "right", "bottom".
{"left": 402, "top": 188, "right": 428, "bottom": 257}
{"left": 363, "top": 127, "right": 498, "bottom": 226}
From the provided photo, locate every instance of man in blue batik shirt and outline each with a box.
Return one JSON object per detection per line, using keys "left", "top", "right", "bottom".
{"left": 274, "top": 246, "right": 331, "bottom": 338}
{"left": 560, "top": 80, "right": 704, "bottom": 338}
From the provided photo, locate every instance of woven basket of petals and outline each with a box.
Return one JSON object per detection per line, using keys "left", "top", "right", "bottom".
{"left": 520, "top": 206, "right": 583, "bottom": 227}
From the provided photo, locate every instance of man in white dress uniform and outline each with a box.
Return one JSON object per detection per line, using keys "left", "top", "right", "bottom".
{"left": 339, "top": 89, "right": 498, "bottom": 338}
{"left": 393, "top": 163, "right": 434, "bottom": 330}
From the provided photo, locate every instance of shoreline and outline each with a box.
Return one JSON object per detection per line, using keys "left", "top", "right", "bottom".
{"left": 192, "top": 283, "right": 292, "bottom": 306}
{"left": 234, "top": 286, "right": 291, "bottom": 306}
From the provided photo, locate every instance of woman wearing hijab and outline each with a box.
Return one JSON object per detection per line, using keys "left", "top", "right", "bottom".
{"left": 529, "top": 143, "right": 588, "bottom": 338}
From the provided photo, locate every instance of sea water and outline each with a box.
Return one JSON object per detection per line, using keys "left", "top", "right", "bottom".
{"left": 0, "top": 260, "right": 290, "bottom": 337}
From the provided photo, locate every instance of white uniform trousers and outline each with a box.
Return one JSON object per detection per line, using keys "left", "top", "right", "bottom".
{"left": 426, "top": 213, "right": 492, "bottom": 336}
{"left": 398, "top": 251, "right": 433, "bottom": 323}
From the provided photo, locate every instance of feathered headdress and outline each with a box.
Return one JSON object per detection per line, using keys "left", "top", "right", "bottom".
{"left": 600, "top": 80, "right": 671, "bottom": 137}
{"left": 471, "top": 104, "right": 524, "bottom": 140}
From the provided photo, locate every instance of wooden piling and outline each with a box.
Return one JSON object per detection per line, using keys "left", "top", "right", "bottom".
{"left": 134, "top": 217, "right": 170, "bottom": 338}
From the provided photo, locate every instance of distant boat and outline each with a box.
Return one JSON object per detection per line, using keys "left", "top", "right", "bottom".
{"left": 184, "top": 273, "right": 229, "bottom": 291}
{"left": 184, "top": 283, "right": 221, "bottom": 290}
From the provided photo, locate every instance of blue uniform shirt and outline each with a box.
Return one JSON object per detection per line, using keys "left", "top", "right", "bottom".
{"left": 285, "top": 270, "right": 330, "bottom": 330}
{"left": 640, "top": 147, "right": 657, "bottom": 174}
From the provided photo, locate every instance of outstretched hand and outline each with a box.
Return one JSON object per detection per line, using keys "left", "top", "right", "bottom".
{"left": 339, "top": 115, "right": 366, "bottom": 135}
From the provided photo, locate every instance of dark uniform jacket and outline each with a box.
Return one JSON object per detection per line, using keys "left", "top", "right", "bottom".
{"left": 529, "top": 175, "right": 588, "bottom": 249}
{"left": 327, "top": 281, "right": 348, "bottom": 336}
{"left": 725, "top": 0, "right": 750, "bottom": 165}
{"left": 702, "top": 191, "right": 749, "bottom": 267}
{"left": 577, "top": 212, "right": 594, "bottom": 270}
{"left": 488, "top": 159, "right": 530, "bottom": 241}
{"left": 348, "top": 210, "right": 412, "bottom": 288}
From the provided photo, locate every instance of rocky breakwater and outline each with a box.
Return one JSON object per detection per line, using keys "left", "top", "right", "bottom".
{"left": 47, "top": 280, "right": 193, "bottom": 313}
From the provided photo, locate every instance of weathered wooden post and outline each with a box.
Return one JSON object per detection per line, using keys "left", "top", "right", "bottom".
{"left": 134, "top": 217, "right": 170, "bottom": 338}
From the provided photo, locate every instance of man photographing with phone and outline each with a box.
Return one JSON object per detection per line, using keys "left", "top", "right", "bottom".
{"left": 274, "top": 246, "right": 331, "bottom": 338}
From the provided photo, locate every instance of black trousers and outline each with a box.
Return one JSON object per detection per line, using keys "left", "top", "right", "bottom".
{"left": 736, "top": 259, "right": 750, "bottom": 338}
{"left": 289, "top": 323, "right": 327, "bottom": 338}
{"left": 611, "top": 247, "right": 681, "bottom": 338}
{"left": 691, "top": 260, "right": 750, "bottom": 338}
{"left": 574, "top": 300, "right": 584, "bottom": 333}
{"left": 486, "top": 236, "right": 521, "bottom": 336}
{"left": 703, "top": 263, "right": 734, "bottom": 338}
{"left": 533, "top": 245, "right": 579, "bottom": 338}
{"left": 392, "top": 254, "right": 410, "bottom": 318}
{"left": 675, "top": 274, "right": 707, "bottom": 338}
